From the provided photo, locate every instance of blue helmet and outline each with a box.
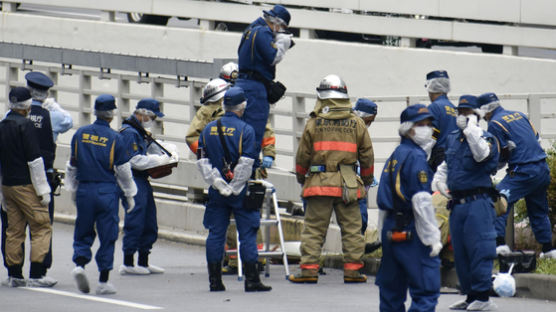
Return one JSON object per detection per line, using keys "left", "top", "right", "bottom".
{"left": 223, "top": 86, "right": 246, "bottom": 107}
{"left": 354, "top": 98, "right": 377, "bottom": 117}
{"left": 457, "top": 95, "right": 479, "bottom": 109}
{"left": 263, "top": 5, "right": 291, "bottom": 26}
{"left": 25, "top": 71, "right": 54, "bottom": 90}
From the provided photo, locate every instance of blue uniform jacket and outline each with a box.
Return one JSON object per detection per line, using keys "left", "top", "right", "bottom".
{"left": 487, "top": 106, "right": 546, "bottom": 166}
{"left": 445, "top": 129, "right": 499, "bottom": 191}
{"left": 120, "top": 116, "right": 148, "bottom": 171}
{"left": 377, "top": 137, "right": 433, "bottom": 214}
{"left": 238, "top": 17, "right": 278, "bottom": 82}
{"left": 70, "top": 119, "right": 130, "bottom": 183}
{"left": 428, "top": 95, "right": 457, "bottom": 150}
{"left": 198, "top": 112, "right": 257, "bottom": 178}
{"left": 29, "top": 101, "right": 56, "bottom": 169}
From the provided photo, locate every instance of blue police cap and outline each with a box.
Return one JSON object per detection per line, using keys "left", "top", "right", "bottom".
{"left": 94, "top": 94, "right": 117, "bottom": 111}
{"left": 457, "top": 95, "right": 478, "bottom": 109}
{"left": 25, "top": 71, "right": 54, "bottom": 90}
{"left": 354, "top": 98, "right": 377, "bottom": 115}
{"left": 426, "top": 70, "right": 449, "bottom": 80}
{"left": 9, "top": 87, "right": 32, "bottom": 103}
{"left": 400, "top": 104, "right": 434, "bottom": 123}
{"left": 223, "top": 86, "right": 246, "bottom": 106}
{"left": 263, "top": 5, "right": 291, "bottom": 26}
{"left": 477, "top": 92, "right": 499, "bottom": 107}
{"left": 137, "top": 98, "right": 164, "bottom": 117}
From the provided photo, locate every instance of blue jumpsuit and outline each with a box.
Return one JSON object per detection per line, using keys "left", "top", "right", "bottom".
{"left": 488, "top": 107, "right": 552, "bottom": 244}
{"left": 427, "top": 95, "right": 457, "bottom": 169}
{"left": 198, "top": 112, "right": 259, "bottom": 263}
{"left": 119, "top": 116, "right": 158, "bottom": 257}
{"left": 445, "top": 129, "right": 499, "bottom": 296}
{"left": 71, "top": 119, "right": 130, "bottom": 271}
{"left": 376, "top": 138, "right": 440, "bottom": 312}
{"left": 236, "top": 18, "right": 278, "bottom": 167}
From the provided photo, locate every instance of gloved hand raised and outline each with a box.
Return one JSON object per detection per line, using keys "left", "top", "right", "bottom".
{"left": 261, "top": 156, "right": 274, "bottom": 169}
{"left": 42, "top": 98, "right": 61, "bottom": 111}
{"left": 126, "top": 196, "right": 135, "bottom": 213}
{"left": 40, "top": 194, "right": 51, "bottom": 207}
{"left": 213, "top": 178, "right": 232, "bottom": 197}
{"left": 275, "top": 32, "right": 293, "bottom": 50}
{"left": 429, "top": 242, "right": 443, "bottom": 257}
{"left": 370, "top": 177, "right": 379, "bottom": 187}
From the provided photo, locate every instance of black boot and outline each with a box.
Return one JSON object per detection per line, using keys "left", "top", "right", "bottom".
{"left": 208, "top": 263, "right": 225, "bottom": 292}
{"left": 244, "top": 262, "right": 271, "bottom": 292}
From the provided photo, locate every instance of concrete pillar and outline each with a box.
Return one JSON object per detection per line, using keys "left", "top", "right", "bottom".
{"left": 100, "top": 11, "right": 116, "bottom": 22}
{"left": 78, "top": 73, "right": 92, "bottom": 126}
{"left": 299, "top": 28, "right": 317, "bottom": 39}
{"left": 503, "top": 45, "right": 518, "bottom": 56}
{"left": 151, "top": 81, "right": 164, "bottom": 135}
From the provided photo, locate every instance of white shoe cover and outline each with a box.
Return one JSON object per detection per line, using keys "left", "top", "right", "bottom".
{"left": 449, "top": 299, "right": 469, "bottom": 310}
{"left": 119, "top": 264, "right": 150, "bottom": 275}
{"left": 496, "top": 245, "right": 511, "bottom": 256}
{"left": 72, "top": 266, "right": 90, "bottom": 293}
{"left": 27, "top": 275, "right": 57, "bottom": 287}
{"left": 147, "top": 264, "right": 165, "bottom": 274}
{"left": 96, "top": 282, "right": 117, "bottom": 295}
{"left": 2, "top": 277, "right": 27, "bottom": 287}
{"left": 467, "top": 300, "right": 497, "bottom": 311}
{"left": 540, "top": 250, "right": 556, "bottom": 259}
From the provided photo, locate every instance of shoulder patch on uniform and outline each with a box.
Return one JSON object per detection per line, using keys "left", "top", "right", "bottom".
{"left": 418, "top": 171, "right": 428, "bottom": 183}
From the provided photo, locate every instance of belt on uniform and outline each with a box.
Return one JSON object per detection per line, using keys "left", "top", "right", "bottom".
{"left": 452, "top": 193, "right": 490, "bottom": 205}
{"left": 308, "top": 164, "right": 354, "bottom": 173}
{"left": 238, "top": 70, "right": 270, "bottom": 85}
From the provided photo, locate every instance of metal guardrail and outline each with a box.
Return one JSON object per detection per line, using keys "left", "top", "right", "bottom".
{"left": 1, "top": 54, "right": 555, "bottom": 203}
{"left": 5, "top": 0, "right": 556, "bottom": 51}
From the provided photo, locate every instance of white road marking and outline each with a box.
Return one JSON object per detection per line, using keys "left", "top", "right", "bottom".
{"left": 23, "top": 287, "right": 163, "bottom": 310}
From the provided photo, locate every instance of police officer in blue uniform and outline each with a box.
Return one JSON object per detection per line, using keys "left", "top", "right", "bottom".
{"left": 425, "top": 70, "right": 458, "bottom": 171}
{"left": 196, "top": 87, "right": 271, "bottom": 292}
{"left": 119, "top": 98, "right": 172, "bottom": 275}
{"left": 65, "top": 94, "right": 137, "bottom": 295}
{"left": 376, "top": 104, "right": 442, "bottom": 312}
{"left": 235, "top": 4, "right": 293, "bottom": 168}
{"left": 353, "top": 98, "right": 379, "bottom": 235}
{"left": 24, "top": 71, "right": 72, "bottom": 277}
{"left": 433, "top": 95, "right": 500, "bottom": 310}
{"left": 478, "top": 93, "right": 556, "bottom": 259}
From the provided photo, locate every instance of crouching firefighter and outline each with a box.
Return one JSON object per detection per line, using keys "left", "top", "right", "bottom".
{"left": 196, "top": 86, "right": 271, "bottom": 292}
{"left": 290, "top": 75, "right": 374, "bottom": 284}
{"left": 376, "top": 104, "right": 442, "bottom": 312}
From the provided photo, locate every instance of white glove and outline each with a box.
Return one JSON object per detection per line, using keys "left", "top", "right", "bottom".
{"left": 213, "top": 178, "right": 232, "bottom": 197}
{"left": 170, "top": 153, "right": 179, "bottom": 163}
{"left": 275, "top": 33, "right": 293, "bottom": 49}
{"left": 434, "top": 181, "right": 451, "bottom": 199}
{"left": 42, "top": 98, "right": 61, "bottom": 111}
{"left": 40, "top": 194, "right": 51, "bottom": 207}
{"left": 429, "top": 242, "right": 443, "bottom": 257}
{"left": 126, "top": 196, "right": 135, "bottom": 213}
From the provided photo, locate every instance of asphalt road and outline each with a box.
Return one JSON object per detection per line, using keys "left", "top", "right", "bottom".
{"left": 1, "top": 222, "right": 556, "bottom": 311}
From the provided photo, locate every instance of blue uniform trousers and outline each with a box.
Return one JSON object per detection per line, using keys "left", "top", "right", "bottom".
{"left": 203, "top": 188, "right": 260, "bottom": 263}
{"left": 122, "top": 177, "right": 158, "bottom": 255}
{"left": 234, "top": 78, "right": 268, "bottom": 168}
{"left": 376, "top": 216, "right": 440, "bottom": 312}
{"left": 72, "top": 182, "right": 119, "bottom": 272}
{"left": 359, "top": 198, "right": 368, "bottom": 234}
{"left": 495, "top": 161, "right": 552, "bottom": 243}
{"left": 450, "top": 195, "right": 496, "bottom": 294}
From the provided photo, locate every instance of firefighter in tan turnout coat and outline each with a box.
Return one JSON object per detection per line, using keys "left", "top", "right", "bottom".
{"left": 289, "top": 75, "right": 374, "bottom": 284}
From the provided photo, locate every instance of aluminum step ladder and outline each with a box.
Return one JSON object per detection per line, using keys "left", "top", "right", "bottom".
{"left": 228, "top": 180, "right": 290, "bottom": 280}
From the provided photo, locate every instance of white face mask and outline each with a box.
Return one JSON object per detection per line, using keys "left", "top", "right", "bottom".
{"left": 141, "top": 119, "right": 154, "bottom": 130}
{"left": 412, "top": 125, "right": 433, "bottom": 146}
{"left": 456, "top": 114, "right": 468, "bottom": 130}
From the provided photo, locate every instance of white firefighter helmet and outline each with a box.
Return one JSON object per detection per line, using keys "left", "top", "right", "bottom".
{"left": 200, "top": 78, "right": 229, "bottom": 104}
{"left": 219, "top": 62, "right": 239, "bottom": 83}
{"left": 493, "top": 272, "right": 516, "bottom": 297}
{"left": 316, "top": 74, "right": 349, "bottom": 100}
